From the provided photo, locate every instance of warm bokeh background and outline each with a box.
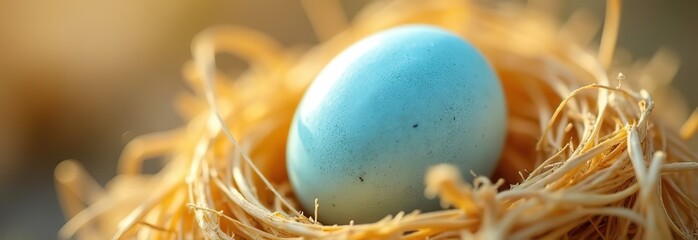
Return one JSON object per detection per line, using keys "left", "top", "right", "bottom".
{"left": 0, "top": 0, "right": 695, "bottom": 239}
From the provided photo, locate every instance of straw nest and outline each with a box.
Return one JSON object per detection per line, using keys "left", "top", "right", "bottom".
{"left": 55, "top": 0, "right": 698, "bottom": 239}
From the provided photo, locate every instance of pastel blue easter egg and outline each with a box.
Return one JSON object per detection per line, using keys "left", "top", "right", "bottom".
{"left": 286, "top": 25, "right": 506, "bottom": 224}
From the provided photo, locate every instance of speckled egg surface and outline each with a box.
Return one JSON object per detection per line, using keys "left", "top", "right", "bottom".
{"left": 286, "top": 25, "right": 507, "bottom": 224}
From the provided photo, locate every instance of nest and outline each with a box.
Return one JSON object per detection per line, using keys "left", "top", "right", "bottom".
{"left": 55, "top": 0, "right": 698, "bottom": 239}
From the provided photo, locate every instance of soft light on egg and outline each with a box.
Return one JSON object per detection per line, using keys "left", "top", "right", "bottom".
{"left": 286, "top": 25, "right": 507, "bottom": 224}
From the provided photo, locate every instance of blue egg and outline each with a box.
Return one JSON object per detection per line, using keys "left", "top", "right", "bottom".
{"left": 286, "top": 25, "right": 506, "bottom": 224}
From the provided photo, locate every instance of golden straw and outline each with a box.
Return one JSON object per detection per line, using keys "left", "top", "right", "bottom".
{"left": 56, "top": 0, "right": 698, "bottom": 239}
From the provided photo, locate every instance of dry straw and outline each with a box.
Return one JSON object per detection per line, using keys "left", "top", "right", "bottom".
{"left": 55, "top": 0, "right": 698, "bottom": 239}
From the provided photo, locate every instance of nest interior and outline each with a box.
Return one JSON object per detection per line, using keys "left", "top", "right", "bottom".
{"left": 55, "top": 0, "right": 698, "bottom": 239}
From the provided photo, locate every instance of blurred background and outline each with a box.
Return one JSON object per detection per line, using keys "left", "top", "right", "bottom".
{"left": 0, "top": 0, "right": 695, "bottom": 239}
